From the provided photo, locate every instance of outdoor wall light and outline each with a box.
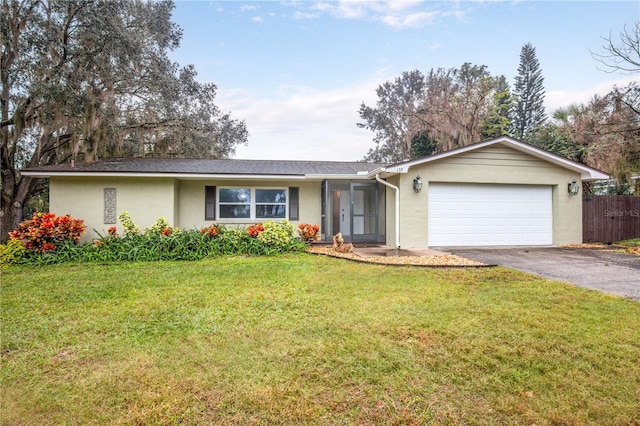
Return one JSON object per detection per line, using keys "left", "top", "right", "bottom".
{"left": 413, "top": 175, "right": 423, "bottom": 193}
{"left": 568, "top": 180, "right": 580, "bottom": 196}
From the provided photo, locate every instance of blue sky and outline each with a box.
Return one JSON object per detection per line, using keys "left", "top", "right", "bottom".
{"left": 170, "top": 1, "right": 640, "bottom": 161}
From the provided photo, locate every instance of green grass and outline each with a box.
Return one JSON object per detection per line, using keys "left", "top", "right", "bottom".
{"left": 615, "top": 238, "right": 640, "bottom": 255}
{"left": 2, "top": 254, "right": 639, "bottom": 425}
{"left": 617, "top": 238, "right": 640, "bottom": 247}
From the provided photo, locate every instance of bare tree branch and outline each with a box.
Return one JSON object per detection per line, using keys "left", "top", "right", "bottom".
{"left": 591, "top": 22, "right": 640, "bottom": 74}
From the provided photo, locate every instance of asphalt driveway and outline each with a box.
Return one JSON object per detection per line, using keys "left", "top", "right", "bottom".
{"left": 449, "top": 247, "right": 640, "bottom": 301}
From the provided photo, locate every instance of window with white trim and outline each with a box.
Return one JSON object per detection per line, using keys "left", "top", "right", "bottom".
{"left": 256, "top": 189, "right": 287, "bottom": 219}
{"left": 219, "top": 188, "right": 252, "bottom": 219}
{"left": 217, "top": 187, "right": 288, "bottom": 220}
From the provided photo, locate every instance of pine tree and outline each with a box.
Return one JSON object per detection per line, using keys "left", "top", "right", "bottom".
{"left": 512, "top": 43, "right": 547, "bottom": 140}
{"left": 482, "top": 75, "right": 514, "bottom": 139}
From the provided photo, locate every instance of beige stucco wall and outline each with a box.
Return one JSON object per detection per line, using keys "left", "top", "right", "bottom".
{"left": 391, "top": 145, "right": 583, "bottom": 248}
{"left": 50, "top": 176, "right": 323, "bottom": 241}
{"left": 50, "top": 177, "right": 177, "bottom": 241}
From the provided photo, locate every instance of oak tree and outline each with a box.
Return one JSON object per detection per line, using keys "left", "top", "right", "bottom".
{"left": 358, "top": 64, "right": 509, "bottom": 161}
{"left": 0, "top": 0, "right": 248, "bottom": 240}
{"left": 358, "top": 70, "right": 426, "bottom": 162}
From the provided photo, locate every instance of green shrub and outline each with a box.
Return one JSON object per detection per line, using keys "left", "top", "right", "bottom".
{"left": 0, "top": 239, "right": 27, "bottom": 268}
{"left": 118, "top": 212, "right": 140, "bottom": 237}
{"left": 257, "top": 220, "right": 292, "bottom": 245}
{"left": 145, "top": 217, "right": 170, "bottom": 234}
{"left": 145, "top": 217, "right": 182, "bottom": 236}
{"left": 10, "top": 217, "right": 306, "bottom": 266}
{"left": 215, "top": 227, "right": 262, "bottom": 255}
{"left": 257, "top": 220, "right": 305, "bottom": 253}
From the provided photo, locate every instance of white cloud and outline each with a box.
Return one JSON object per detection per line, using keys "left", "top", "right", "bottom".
{"left": 291, "top": 1, "right": 463, "bottom": 29}
{"left": 334, "top": 1, "right": 369, "bottom": 19}
{"left": 222, "top": 74, "right": 639, "bottom": 161}
{"left": 545, "top": 75, "right": 639, "bottom": 114}
{"left": 252, "top": 16, "right": 264, "bottom": 23}
{"left": 208, "top": 2, "right": 224, "bottom": 13}
{"left": 380, "top": 11, "right": 439, "bottom": 29}
{"left": 383, "top": 1, "right": 424, "bottom": 12}
{"left": 310, "top": 1, "right": 333, "bottom": 14}
{"left": 441, "top": 8, "right": 464, "bottom": 19}
{"left": 308, "top": 1, "right": 367, "bottom": 19}
{"left": 220, "top": 75, "right": 391, "bottom": 161}
{"left": 293, "top": 10, "right": 320, "bottom": 20}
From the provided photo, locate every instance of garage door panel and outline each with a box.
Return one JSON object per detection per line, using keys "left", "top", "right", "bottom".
{"left": 428, "top": 183, "right": 553, "bottom": 247}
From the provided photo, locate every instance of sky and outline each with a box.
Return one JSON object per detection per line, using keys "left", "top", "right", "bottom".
{"left": 169, "top": 0, "right": 640, "bottom": 161}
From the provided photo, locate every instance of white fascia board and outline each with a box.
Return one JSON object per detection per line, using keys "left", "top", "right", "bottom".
{"left": 22, "top": 171, "right": 375, "bottom": 181}
{"left": 304, "top": 174, "right": 374, "bottom": 180}
{"left": 369, "top": 170, "right": 398, "bottom": 179}
{"left": 366, "top": 167, "right": 385, "bottom": 179}
{"left": 178, "top": 174, "right": 308, "bottom": 181}
{"left": 560, "top": 166, "right": 609, "bottom": 180}
{"left": 21, "top": 172, "right": 307, "bottom": 180}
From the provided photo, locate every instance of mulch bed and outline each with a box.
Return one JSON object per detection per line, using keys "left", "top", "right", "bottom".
{"left": 561, "top": 243, "right": 610, "bottom": 249}
{"left": 306, "top": 246, "right": 490, "bottom": 267}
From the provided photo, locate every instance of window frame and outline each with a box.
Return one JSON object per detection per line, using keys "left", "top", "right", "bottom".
{"left": 216, "top": 186, "right": 289, "bottom": 221}
{"left": 218, "top": 187, "right": 252, "bottom": 220}
{"left": 255, "top": 188, "right": 287, "bottom": 220}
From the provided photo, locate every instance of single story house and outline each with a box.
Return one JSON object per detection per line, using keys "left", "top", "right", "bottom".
{"left": 22, "top": 136, "right": 609, "bottom": 248}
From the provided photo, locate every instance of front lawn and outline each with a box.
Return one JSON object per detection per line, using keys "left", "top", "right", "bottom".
{"left": 2, "top": 254, "right": 639, "bottom": 425}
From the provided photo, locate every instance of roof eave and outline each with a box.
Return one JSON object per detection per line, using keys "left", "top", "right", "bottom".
{"left": 366, "top": 167, "right": 385, "bottom": 179}
{"left": 21, "top": 171, "right": 378, "bottom": 181}
{"left": 304, "top": 173, "right": 373, "bottom": 180}
{"left": 21, "top": 171, "right": 308, "bottom": 180}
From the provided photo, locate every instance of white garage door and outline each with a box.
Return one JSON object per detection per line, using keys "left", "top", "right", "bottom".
{"left": 428, "top": 183, "right": 553, "bottom": 247}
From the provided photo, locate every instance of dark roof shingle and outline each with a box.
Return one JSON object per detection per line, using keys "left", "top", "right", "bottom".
{"left": 22, "top": 157, "right": 387, "bottom": 176}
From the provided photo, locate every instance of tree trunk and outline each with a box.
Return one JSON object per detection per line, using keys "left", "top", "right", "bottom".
{"left": 1, "top": 198, "right": 24, "bottom": 244}
{"left": 0, "top": 171, "right": 33, "bottom": 243}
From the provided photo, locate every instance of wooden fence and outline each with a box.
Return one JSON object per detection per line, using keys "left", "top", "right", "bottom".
{"left": 583, "top": 196, "right": 640, "bottom": 243}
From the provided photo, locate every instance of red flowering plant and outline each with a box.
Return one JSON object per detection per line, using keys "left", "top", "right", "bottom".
{"left": 247, "top": 223, "right": 264, "bottom": 238}
{"left": 200, "top": 224, "right": 221, "bottom": 238}
{"left": 92, "top": 226, "right": 117, "bottom": 248}
{"left": 9, "top": 212, "right": 86, "bottom": 253}
{"left": 107, "top": 226, "right": 118, "bottom": 237}
{"left": 297, "top": 223, "right": 320, "bottom": 242}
